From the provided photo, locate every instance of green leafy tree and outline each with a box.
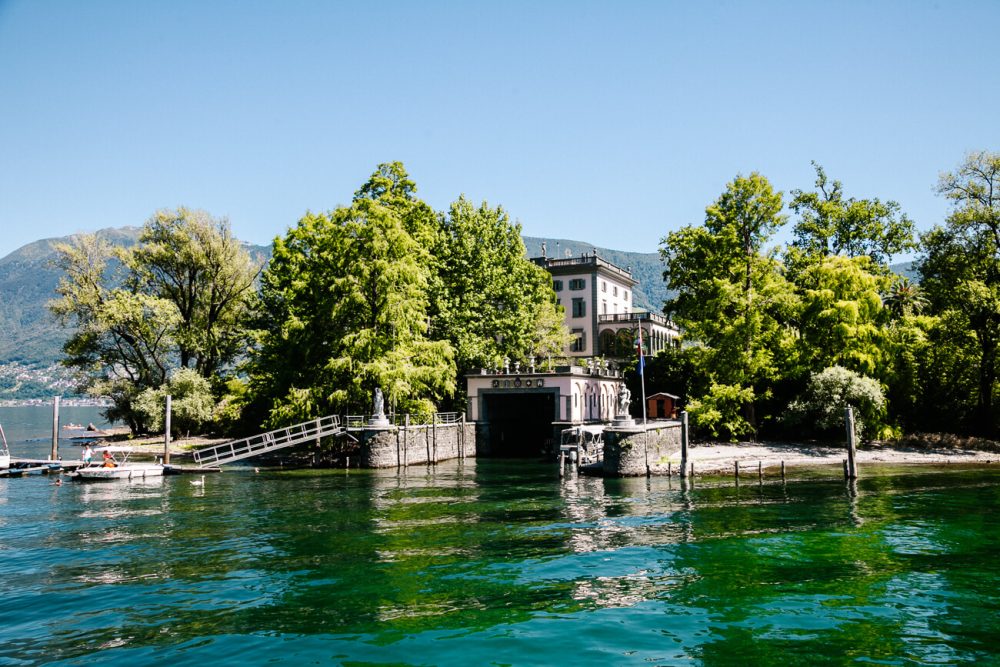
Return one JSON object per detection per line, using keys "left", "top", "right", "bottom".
{"left": 661, "top": 173, "right": 797, "bottom": 439}
{"left": 796, "top": 254, "right": 889, "bottom": 376}
{"left": 920, "top": 150, "right": 1000, "bottom": 435}
{"left": 431, "top": 196, "right": 568, "bottom": 381}
{"left": 129, "top": 209, "right": 261, "bottom": 378}
{"left": 50, "top": 210, "right": 258, "bottom": 433}
{"left": 50, "top": 236, "right": 178, "bottom": 432}
{"left": 788, "top": 162, "right": 916, "bottom": 268}
{"left": 249, "top": 164, "right": 456, "bottom": 426}
{"left": 881, "top": 313, "right": 938, "bottom": 432}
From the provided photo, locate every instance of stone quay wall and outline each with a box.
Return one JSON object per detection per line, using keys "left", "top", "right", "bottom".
{"left": 603, "top": 422, "right": 682, "bottom": 477}
{"left": 359, "top": 422, "right": 476, "bottom": 468}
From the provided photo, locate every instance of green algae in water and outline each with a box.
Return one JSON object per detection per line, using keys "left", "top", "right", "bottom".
{"left": 2, "top": 460, "right": 999, "bottom": 665}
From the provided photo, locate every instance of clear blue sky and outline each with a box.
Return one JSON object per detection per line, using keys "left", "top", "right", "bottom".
{"left": 1, "top": 0, "right": 997, "bottom": 260}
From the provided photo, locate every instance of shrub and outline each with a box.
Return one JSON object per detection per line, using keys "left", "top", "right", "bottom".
{"left": 134, "top": 368, "right": 215, "bottom": 437}
{"left": 786, "top": 366, "right": 886, "bottom": 440}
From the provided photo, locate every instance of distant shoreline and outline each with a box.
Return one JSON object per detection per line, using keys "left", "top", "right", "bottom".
{"left": 0, "top": 398, "right": 112, "bottom": 408}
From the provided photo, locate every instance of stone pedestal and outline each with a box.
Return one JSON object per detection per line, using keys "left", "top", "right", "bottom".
{"left": 368, "top": 416, "right": 390, "bottom": 428}
{"left": 612, "top": 414, "right": 636, "bottom": 428}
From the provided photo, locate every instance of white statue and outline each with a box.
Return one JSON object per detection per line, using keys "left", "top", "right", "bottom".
{"left": 373, "top": 387, "right": 385, "bottom": 418}
{"left": 617, "top": 384, "right": 631, "bottom": 415}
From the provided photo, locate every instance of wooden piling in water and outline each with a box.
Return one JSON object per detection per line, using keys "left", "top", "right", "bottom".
{"left": 781, "top": 460, "right": 786, "bottom": 481}
{"left": 680, "top": 411, "right": 689, "bottom": 479}
{"left": 734, "top": 460, "right": 740, "bottom": 482}
{"left": 758, "top": 460, "right": 763, "bottom": 483}
{"left": 164, "top": 394, "right": 172, "bottom": 465}
{"left": 50, "top": 396, "right": 60, "bottom": 461}
{"left": 845, "top": 406, "right": 859, "bottom": 479}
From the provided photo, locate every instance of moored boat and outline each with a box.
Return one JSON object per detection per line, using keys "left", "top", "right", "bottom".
{"left": 72, "top": 446, "right": 164, "bottom": 480}
{"left": 0, "top": 423, "right": 10, "bottom": 469}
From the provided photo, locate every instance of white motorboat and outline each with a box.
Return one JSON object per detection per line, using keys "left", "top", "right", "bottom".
{"left": 0, "top": 423, "right": 10, "bottom": 469}
{"left": 73, "top": 446, "right": 164, "bottom": 480}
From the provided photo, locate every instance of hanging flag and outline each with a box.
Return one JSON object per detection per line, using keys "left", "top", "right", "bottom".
{"left": 635, "top": 331, "right": 644, "bottom": 376}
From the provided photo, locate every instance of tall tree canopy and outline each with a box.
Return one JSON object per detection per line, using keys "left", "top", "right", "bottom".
{"left": 919, "top": 150, "right": 1000, "bottom": 435}
{"left": 661, "top": 173, "right": 797, "bottom": 439}
{"left": 250, "top": 165, "right": 455, "bottom": 425}
{"left": 788, "top": 162, "right": 916, "bottom": 268}
{"left": 50, "top": 209, "right": 259, "bottom": 432}
{"left": 431, "top": 196, "right": 568, "bottom": 380}
{"left": 795, "top": 255, "right": 888, "bottom": 376}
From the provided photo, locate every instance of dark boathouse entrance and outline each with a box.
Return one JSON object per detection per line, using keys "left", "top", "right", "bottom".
{"left": 466, "top": 367, "right": 624, "bottom": 459}
{"left": 480, "top": 391, "right": 557, "bottom": 457}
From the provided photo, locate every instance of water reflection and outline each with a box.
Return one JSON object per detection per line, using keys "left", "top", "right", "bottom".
{"left": 1, "top": 462, "right": 1000, "bottom": 665}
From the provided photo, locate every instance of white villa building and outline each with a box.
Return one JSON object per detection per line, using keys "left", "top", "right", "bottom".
{"left": 462, "top": 252, "right": 682, "bottom": 456}
{"left": 531, "top": 251, "right": 680, "bottom": 360}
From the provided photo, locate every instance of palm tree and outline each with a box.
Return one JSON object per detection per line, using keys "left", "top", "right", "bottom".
{"left": 883, "top": 277, "right": 928, "bottom": 318}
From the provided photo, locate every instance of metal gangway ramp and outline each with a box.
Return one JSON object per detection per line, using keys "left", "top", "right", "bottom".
{"left": 191, "top": 415, "right": 344, "bottom": 467}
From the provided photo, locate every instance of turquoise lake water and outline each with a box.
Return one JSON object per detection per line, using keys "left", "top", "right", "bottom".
{"left": 2, "top": 407, "right": 1000, "bottom": 665}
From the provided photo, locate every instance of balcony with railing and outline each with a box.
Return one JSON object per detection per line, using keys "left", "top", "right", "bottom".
{"left": 598, "top": 310, "right": 676, "bottom": 329}
{"left": 532, "top": 254, "right": 634, "bottom": 281}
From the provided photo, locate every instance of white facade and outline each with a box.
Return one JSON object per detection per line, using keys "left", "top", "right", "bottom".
{"left": 532, "top": 252, "right": 680, "bottom": 359}
{"left": 466, "top": 366, "right": 624, "bottom": 424}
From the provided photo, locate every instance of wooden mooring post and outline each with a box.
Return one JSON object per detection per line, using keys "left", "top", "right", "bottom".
{"left": 845, "top": 406, "right": 859, "bottom": 479}
{"left": 50, "top": 396, "right": 60, "bottom": 461}
{"left": 432, "top": 413, "right": 437, "bottom": 464}
{"left": 734, "top": 460, "right": 740, "bottom": 483}
{"left": 163, "top": 394, "right": 172, "bottom": 465}
{"left": 680, "top": 411, "right": 689, "bottom": 479}
{"left": 781, "top": 460, "right": 786, "bottom": 482}
{"left": 460, "top": 412, "right": 466, "bottom": 460}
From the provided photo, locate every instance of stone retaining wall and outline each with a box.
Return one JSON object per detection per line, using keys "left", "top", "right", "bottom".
{"left": 359, "top": 422, "right": 476, "bottom": 468}
{"left": 603, "top": 422, "right": 682, "bottom": 476}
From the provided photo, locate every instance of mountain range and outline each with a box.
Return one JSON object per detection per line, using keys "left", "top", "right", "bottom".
{"left": 0, "top": 228, "right": 668, "bottom": 399}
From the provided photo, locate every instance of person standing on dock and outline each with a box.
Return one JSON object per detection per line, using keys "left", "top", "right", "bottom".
{"left": 82, "top": 444, "right": 93, "bottom": 467}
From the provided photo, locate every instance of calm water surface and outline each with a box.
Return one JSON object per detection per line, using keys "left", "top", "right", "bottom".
{"left": 0, "top": 406, "right": 112, "bottom": 461}
{"left": 2, "top": 409, "right": 999, "bottom": 665}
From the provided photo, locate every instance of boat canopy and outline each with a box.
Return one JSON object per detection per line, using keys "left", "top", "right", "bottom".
{"left": 94, "top": 446, "right": 133, "bottom": 454}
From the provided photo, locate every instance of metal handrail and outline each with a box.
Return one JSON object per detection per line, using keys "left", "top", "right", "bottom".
{"left": 598, "top": 311, "right": 675, "bottom": 327}
{"left": 537, "top": 255, "right": 634, "bottom": 280}
{"left": 191, "top": 415, "right": 342, "bottom": 466}
{"left": 345, "top": 412, "right": 463, "bottom": 428}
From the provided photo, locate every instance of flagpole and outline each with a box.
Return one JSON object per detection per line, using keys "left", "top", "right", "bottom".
{"left": 637, "top": 329, "right": 648, "bottom": 425}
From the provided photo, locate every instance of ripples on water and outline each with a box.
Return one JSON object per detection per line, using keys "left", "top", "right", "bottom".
{"left": 1, "top": 459, "right": 999, "bottom": 665}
